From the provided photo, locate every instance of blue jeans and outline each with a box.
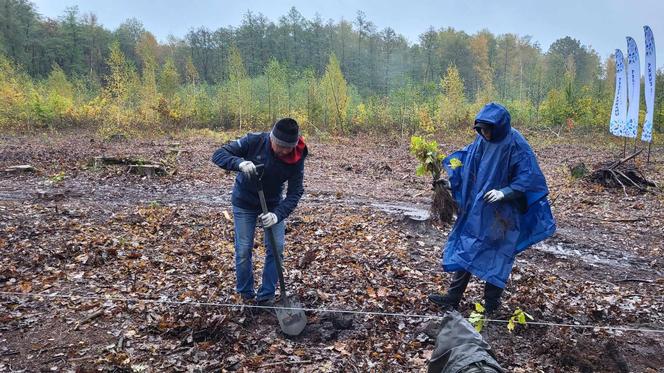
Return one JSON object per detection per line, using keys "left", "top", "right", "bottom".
{"left": 232, "top": 205, "right": 285, "bottom": 301}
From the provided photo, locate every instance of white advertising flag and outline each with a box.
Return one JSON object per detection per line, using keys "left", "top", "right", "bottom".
{"left": 625, "top": 37, "right": 641, "bottom": 139}
{"left": 610, "top": 49, "right": 627, "bottom": 137}
{"left": 642, "top": 26, "right": 656, "bottom": 142}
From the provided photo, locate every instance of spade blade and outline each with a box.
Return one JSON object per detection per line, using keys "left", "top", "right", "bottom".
{"left": 275, "top": 296, "right": 307, "bottom": 336}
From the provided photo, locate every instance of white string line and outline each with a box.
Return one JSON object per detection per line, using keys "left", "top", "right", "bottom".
{"left": 1, "top": 291, "right": 663, "bottom": 334}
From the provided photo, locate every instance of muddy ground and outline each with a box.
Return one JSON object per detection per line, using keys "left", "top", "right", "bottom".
{"left": 1, "top": 130, "right": 663, "bottom": 372}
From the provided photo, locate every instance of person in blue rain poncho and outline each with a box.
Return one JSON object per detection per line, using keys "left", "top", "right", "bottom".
{"left": 428, "top": 102, "right": 556, "bottom": 314}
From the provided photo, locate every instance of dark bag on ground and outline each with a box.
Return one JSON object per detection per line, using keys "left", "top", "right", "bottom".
{"left": 428, "top": 310, "right": 504, "bottom": 373}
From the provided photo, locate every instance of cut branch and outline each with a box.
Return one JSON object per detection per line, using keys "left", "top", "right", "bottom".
{"left": 73, "top": 308, "right": 105, "bottom": 330}
{"left": 608, "top": 149, "right": 643, "bottom": 170}
{"left": 260, "top": 360, "right": 313, "bottom": 368}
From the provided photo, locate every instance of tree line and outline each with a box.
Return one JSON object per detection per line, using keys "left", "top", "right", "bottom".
{"left": 1, "top": 0, "right": 663, "bottom": 137}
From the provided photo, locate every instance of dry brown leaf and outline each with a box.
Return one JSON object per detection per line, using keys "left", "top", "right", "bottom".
{"left": 19, "top": 282, "right": 32, "bottom": 293}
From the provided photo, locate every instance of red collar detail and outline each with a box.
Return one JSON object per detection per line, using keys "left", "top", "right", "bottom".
{"left": 276, "top": 137, "right": 306, "bottom": 164}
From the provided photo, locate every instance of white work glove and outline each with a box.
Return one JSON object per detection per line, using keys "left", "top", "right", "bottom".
{"left": 259, "top": 212, "right": 278, "bottom": 228}
{"left": 238, "top": 161, "right": 256, "bottom": 177}
{"left": 483, "top": 189, "right": 505, "bottom": 203}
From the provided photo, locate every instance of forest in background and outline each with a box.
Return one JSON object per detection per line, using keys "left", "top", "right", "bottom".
{"left": 1, "top": 0, "right": 663, "bottom": 137}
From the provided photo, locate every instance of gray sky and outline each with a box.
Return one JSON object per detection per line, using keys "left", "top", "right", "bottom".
{"left": 32, "top": 0, "right": 664, "bottom": 68}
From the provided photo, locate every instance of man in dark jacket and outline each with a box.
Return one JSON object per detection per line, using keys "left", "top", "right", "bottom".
{"left": 212, "top": 118, "right": 308, "bottom": 305}
{"left": 429, "top": 103, "right": 556, "bottom": 314}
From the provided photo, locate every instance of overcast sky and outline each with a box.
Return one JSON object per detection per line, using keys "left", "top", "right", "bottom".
{"left": 31, "top": 0, "right": 664, "bottom": 68}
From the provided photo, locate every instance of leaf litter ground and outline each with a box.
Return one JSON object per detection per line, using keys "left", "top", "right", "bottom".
{"left": 1, "top": 132, "right": 663, "bottom": 372}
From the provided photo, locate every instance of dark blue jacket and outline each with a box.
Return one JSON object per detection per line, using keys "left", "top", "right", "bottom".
{"left": 442, "top": 103, "right": 556, "bottom": 288}
{"left": 212, "top": 132, "right": 308, "bottom": 222}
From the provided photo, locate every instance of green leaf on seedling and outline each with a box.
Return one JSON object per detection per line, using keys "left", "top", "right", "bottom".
{"left": 449, "top": 158, "right": 463, "bottom": 170}
{"left": 507, "top": 318, "right": 516, "bottom": 332}
{"left": 468, "top": 302, "right": 487, "bottom": 332}
{"left": 49, "top": 171, "right": 66, "bottom": 184}
{"left": 409, "top": 135, "right": 446, "bottom": 181}
{"left": 469, "top": 311, "right": 485, "bottom": 332}
{"left": 475, "top": 302, "right": 485, "bottom": 313}
{"left": 518, "top": 312, "right": 526, "bottom": 324}
{"left": 507, "top": 308, "right": 534, "bottom": 333}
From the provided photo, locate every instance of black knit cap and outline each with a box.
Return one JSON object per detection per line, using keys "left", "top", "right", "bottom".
{"left": 270, "top": 118, "right": 300, "bottom": 147}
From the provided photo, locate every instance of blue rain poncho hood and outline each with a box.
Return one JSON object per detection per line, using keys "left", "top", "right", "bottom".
{"left": 442, "top": 103, "right": 556, "bottom": 288}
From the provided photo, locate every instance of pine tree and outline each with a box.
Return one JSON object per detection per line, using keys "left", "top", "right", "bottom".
{"left": 136, "top": 32, "right": 159, "bottom": 123}
{"left": 185, "top": 56, "right": 200, "bottom": 85}
{"left": 227, "top": 44, "right": 250, "bottom": 129}
{"left": 106, "top": 41, "right": 133, "bottom": 101}
{"left": 469, "top": 32, "right": 495, "bottom": 100}
{"left": 159, "top": 57, "right": 180, "bottom": 100}
{"left": 438, "top": 65, "right": 468, "bottom": 128}
{"left": 264, "top": 58, "right": 287, "bottom": 123}
{"left": 321, "top": 53, "right": 349, "bottom": 133}
{"left": 101, "top": 40, "right": 139, "bottom": 135}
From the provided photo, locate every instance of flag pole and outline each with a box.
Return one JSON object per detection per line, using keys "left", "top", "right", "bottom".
{"left": 633, "top": 137, "right": 638, "bottom": 153}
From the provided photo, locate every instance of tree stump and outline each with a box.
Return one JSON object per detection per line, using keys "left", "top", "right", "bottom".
{"left": 92, "top": 156, "right": 170, "bottom": 177}
{"left": 92, "top": 156, "right": 134, "bottom": 168}
{"left": 108, "top": 134, "right": 127, "bottom": 142}
{"left": 402, "top": 207, "right": 433, "bottom": 235}
{"left": 4, "top": 165, "right": 36, "bottom": 173}
{"left": 569, "top": 162, "right": 588, "bottom": 179}
{"left": 128, "top": 164, "right": 167, "bottom": 177}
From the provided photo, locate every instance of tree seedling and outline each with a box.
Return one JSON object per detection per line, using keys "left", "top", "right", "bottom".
{"left": 48, "top": 171, "right": 66, "bottom": 184}
{"left": 469, "top": 303, "right": 534, "bottom": 333}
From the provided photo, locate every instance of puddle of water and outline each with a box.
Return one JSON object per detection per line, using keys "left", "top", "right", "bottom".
{"left": 533, "top": 242, "right": 627, "bottom": 268}
{"left": 300, "top": 194, "right": 431, "bottom": 221}
{"left": 371, "top": 202, "right": 430, "bottom": 221}
{"left": 170, "top": 192, "right": 229, "bottom": 206}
